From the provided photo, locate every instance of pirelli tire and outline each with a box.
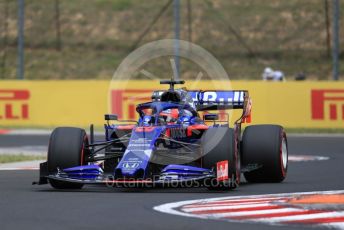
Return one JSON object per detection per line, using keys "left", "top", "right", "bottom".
{"left": 47, "top": 127, "right": 89, "bottom": 189}
{"left": 202, "top": 127, "right": 240, "bottom": 190}
{"left": 242, "top": 125, "right": 288, "bottom": 183}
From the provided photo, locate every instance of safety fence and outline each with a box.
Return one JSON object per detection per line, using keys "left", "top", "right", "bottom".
{"left": 1, "top": 1, "right": 343, "bottom": 80}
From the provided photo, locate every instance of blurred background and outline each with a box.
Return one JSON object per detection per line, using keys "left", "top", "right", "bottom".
{"left": 0, "top": 0, "right": 343, "bottom": 80}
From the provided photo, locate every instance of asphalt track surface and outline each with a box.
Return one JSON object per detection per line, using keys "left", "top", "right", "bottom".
{"left": 0, "top": 134, "right": 343, "bottom": 230}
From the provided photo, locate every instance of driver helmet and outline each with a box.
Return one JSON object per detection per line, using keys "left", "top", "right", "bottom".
{"left": 159, "top": 108, "right": 179, "bottom": 123}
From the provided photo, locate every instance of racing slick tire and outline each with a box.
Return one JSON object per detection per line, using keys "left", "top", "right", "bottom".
{"left": 47, "top": 127, "right": 89, "bottom": 189}
{"left": 202, "top": 127, "right": 240, "bottom": 190}
{"left": 242, "top": 125, "right": 288, "bottom": 183}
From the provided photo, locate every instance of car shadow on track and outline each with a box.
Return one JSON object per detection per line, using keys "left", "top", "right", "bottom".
{"left": 33, "top": 181, "right": 256, "bottom": 194}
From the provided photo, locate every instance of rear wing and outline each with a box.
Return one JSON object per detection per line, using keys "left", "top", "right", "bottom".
{"left": 188, "top": 90, "right": 247, "bottom": 111}
{"left": 190, "top": 90, "right": 252, "bottom": 124}
{"left": 152, "top": 90, "right": 249, "bottom": 111}
{"left": 152, "top": 90, "right": 252, "bottom": 123}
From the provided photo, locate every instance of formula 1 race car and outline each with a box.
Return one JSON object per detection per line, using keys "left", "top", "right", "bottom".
{"left": 35, "top": 79, "right": 288, "bottom": 190}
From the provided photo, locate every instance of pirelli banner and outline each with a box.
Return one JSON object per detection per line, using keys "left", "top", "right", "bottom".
{"left": 0, "top": 80, "right": 344, "bottom": 129}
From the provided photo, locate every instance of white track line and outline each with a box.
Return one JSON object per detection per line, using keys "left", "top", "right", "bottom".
{"left": 184, "top": 199, "right": 285, "bottom": 208}
{"left": 0, "top": 167, "right": 38, "bottom": 170}
{"left": 184, "top": 197, "right": 285, "bottom": 207}
{"left": 0, "top": 160, "right": 42, "bottom": 170}
{"left": 0, "top": 146, "right": 47, "bottom": 155}
{"left": 0, "top": 129, "right": 104, "bottom": 136}
{"left": 288, "top": 155, "right": 330, "bottom": 162}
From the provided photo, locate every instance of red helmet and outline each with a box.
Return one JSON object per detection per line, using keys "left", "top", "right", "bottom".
{"left": 159, "top": 109, "right": 179, "bottom": 123}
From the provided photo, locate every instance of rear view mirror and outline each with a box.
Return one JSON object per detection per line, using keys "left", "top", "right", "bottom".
{"left": 104, "top": 114, "right": 118, "bottom": 121}
{"left": 203, "top": 114, "right": 219, "bottom": 121}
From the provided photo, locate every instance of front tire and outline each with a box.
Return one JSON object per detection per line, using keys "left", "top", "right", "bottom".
{"left": 47, "top": 127, "right": 89, "bottom": 189}
{"left": 242, "top": 125, "right": 288, "bottom": 183}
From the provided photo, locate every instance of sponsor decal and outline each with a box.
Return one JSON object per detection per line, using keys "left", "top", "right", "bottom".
{"left": 0, "top": 81, "right": 343, "bottom": 128}
{"left": 169, "top": 128, "right": 187, "bottom": 138}
{"left": 0, "top": 89, "right": 30, "bottom": 120}
{"left": 111, "top": 89, "right": 151, "bottom": 120}
{"left": 128, "top": 143, "right": 151, "bottom": 149}
{"left": 122, "top": 161, "right": 141, "bottom": 169}
{"left": 191, "top": 91, "right": 244, "bottom": 104}
{"left": 216, "top": 160, "right": 228, "bottom": 181}
{"left": 311, "top": 89, "right": 344, "bottom": 121}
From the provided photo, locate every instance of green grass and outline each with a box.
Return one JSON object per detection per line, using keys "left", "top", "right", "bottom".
{"left": 0, "top": 0, "right": 343, "bottom": 80}
{"left": 0, "top": 154, "right": 46, "bottom": 164}
{"left": 94, "top": 0, "right": 134, "bottom": 11}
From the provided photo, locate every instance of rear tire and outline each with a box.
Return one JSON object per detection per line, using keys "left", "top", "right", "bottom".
{"left": 48, "top": 127, "right": 89, "bottom": 189}
{"left": 242, "top": 125, "right": 288, "bottom": 183}
{"left": 202, "top": 127, "right": 239, "bottom": 190}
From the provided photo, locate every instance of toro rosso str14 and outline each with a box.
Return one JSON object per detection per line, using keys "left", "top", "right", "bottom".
{"left": 35, "top": 79, "right": 288, "bottom": 190}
